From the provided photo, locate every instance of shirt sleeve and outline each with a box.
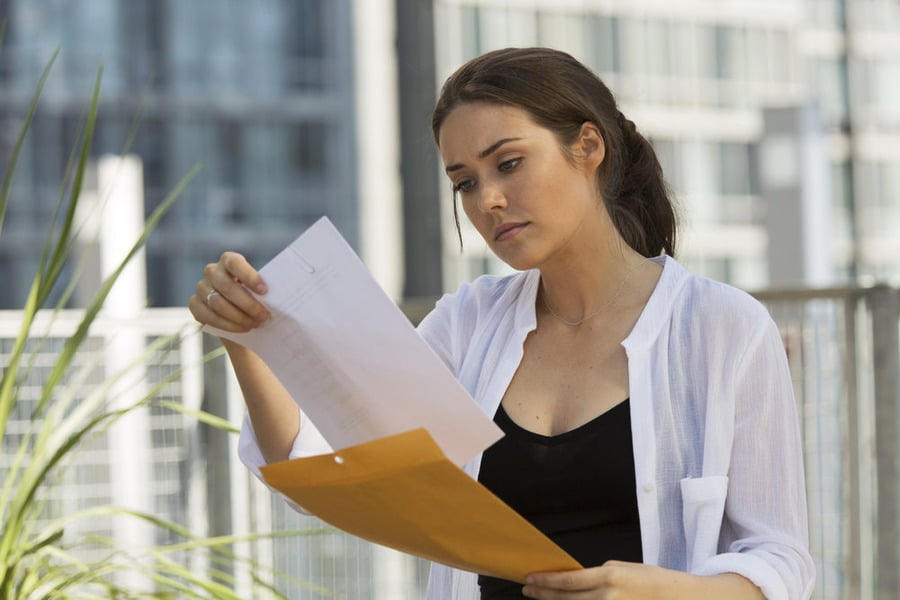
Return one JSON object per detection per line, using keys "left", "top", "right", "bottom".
{"left": 237, "top": 403, "right": 332, "bottom": 514}
{"left": 415, "top": 281, "right": 476, "bottom": 377}
{"left": 694, "top": 313, "right": 816, "bottom": 600}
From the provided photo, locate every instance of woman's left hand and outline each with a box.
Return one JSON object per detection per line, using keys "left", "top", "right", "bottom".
{"left": 522, "top": 561, "right": 764, "bottom": 600}
{"left": 522, "top": 561, "right": 677, "bottom": 599}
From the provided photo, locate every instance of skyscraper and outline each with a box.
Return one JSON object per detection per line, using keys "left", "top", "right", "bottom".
{"left": 0, "top": 0, "right": 362, "bottom": 308}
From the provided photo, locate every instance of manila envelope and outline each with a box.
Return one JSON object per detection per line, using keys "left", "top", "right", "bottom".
{"left": 260, "top": 428, "right": 582, "bottom": 583}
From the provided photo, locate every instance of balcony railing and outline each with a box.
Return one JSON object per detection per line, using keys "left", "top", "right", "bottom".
{"left": 1, "top": 285, "right": 897, "bottom": 599}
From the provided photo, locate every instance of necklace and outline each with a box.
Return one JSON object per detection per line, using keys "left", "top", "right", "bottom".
{"left": 541, "top": 256, "right": 653, "bottom": 327}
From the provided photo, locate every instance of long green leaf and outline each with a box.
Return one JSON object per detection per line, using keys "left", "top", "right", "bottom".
{"left": 23, "top": 504, "right": 329, "bottom": 598}
{"left": 0, "top": 345, "right": 171, "bottom": 574}
{"left": 33, "top": 161, "right": 201, "bottom": 420}
{"left": 0, "top": 72, "right": 106, "bottom": 589}
{"left": 0, "top": 334, "right": 108, "bottom": 523}
{"left": 0, "top": 50, "right": 58, "bottom": 237}
{"left": 23, "top": 545, "right": 122, "bottom": 599}
{"left": 34, "top": 67, "right": 103, "bottom": 312}
{"left": 2, "top": 332, "right": 203, "bottom": 574}
{"left": 0, "top": 42, "right": 326, "bottom": 599}
{"left": 1, "top": 67, "right": 103, "bottom": 454}
{"left": 154, "top": 399, "right": 240, "bottom": 433}
{"left": 0, "top": 49, "right": 60, "bottom": 438}
{"left": 0, "top": 176, "right": 200, "bottom": 570}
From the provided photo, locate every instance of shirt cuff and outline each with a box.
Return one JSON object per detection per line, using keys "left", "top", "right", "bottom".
{"left": 694, "top": 551, "right": 790, "bottom": 600}
{"left": 237, "top": 408, "right": 333, "bottom": 514}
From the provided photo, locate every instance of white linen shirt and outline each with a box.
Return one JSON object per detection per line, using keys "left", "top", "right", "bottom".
{"left": 238, "top": 256, "right": 815, "bottom": 600}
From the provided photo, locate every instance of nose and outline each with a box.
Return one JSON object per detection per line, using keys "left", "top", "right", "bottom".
{"left": 475, "top": 181, "right": 507, "bottom": 213}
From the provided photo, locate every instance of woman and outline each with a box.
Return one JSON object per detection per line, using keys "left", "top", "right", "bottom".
{"left": 189, "top": 48, "right": 814, "bottom": 599}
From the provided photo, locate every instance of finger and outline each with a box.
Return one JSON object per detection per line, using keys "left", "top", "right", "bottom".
{"left": 526, "top": 573, "right": 579, "bottom": 591}
{"left": 205, "top": 263, "right": 269, "bottom": 323}
{"left": 218, "top": 251, "right": 268, "bottom": 294}
{"left": 188, "top": 292, "right": 256, "bottom": 333}
{"left": 521, "top": 585, "right": 599, "bottom": 600}
{"left": 194, "top": 280, "right": 263, "bottom": 330}
{"left": 206, "top": 275, "right": 268, "bottom": 323}
{"left": 525, "top": 570, "right": 597, "bottom": 591}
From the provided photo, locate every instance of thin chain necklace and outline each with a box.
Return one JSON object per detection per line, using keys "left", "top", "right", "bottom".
{"left": 541, "top": 256, "right": 653, "bottom": 327}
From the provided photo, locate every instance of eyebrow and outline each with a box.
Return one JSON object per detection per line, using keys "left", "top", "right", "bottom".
{"left": 445, "top": 137, "right": 523, "bottom": 173}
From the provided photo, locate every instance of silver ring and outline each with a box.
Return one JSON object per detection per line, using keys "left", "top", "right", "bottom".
{"left": 206, "top": 289, "right": 220, "bottom": 306}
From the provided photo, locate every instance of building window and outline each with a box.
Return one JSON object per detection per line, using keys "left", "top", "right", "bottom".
{"left": 814, "top": 58, "right": 850, "bottom": 128}
{"left": 864, "top": 59, "right": 900, "bottom": 121}
{"left": 281, "top": 0, "right": 331, "bottom": 90}
{"left": 587, "top": 15, "right": 619, "bottom": 76}
{"left": 720, "top": 142, "right": 759, "bottom": 197}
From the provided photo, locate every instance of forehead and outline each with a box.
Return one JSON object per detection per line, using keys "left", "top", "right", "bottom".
{"left": 437, "top": 102, "right": 539, "bottom": 158}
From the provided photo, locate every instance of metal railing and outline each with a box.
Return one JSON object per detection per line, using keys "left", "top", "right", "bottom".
{"left": 1, "top": 285, "right": 898, "bottom": 599}
{"left": 753, "top": 285, "right": 900, "bottom": 600}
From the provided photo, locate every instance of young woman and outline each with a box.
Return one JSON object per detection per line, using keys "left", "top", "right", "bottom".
{"left": 189, "top": 48, "right": 814, "bottom": 600}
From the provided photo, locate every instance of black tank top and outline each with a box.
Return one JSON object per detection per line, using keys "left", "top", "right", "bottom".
{"left": 477, "top": 399, "right": 643, "bottom": 599}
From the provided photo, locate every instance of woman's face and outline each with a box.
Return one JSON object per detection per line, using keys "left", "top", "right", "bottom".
{"left": 437, "top": 102, "right": 606, "bottom": 272}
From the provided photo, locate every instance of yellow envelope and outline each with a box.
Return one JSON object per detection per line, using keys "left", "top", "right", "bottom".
{"left": 260, "top": 428, "right": 582, "bottom": 583}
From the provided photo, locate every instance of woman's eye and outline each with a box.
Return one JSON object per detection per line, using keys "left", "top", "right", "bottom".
{"left": 453, "top": 179, "right": 475, "bottom": 194}
{"left": 499, "top": 158, "right": 522, "bottom": 172}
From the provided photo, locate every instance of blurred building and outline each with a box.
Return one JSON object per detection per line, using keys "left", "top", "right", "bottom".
{"left": 2, "top": 0, "right": 898, "bottom": 308}
{"left": 0, "top": 0, "right": 407, "bottom": 309}
{"left": 429, "top": 0, "right": 900, "bottom": 291}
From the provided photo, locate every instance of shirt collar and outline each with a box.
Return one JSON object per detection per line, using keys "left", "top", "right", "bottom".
{"left": 513, "top": 255, "right": 687, "bottom": 354}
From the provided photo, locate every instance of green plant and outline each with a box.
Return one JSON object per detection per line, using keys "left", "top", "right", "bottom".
{"left": 0, "top": 39, "right": 332, "bottom": 599}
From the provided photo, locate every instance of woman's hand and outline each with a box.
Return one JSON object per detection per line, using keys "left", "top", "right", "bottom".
{"left": 522, "top": 561, "right": 764, "bottom": 599}
{"left": 189, "top": 252, "right": 299, "bottom": 463}
{"left": 188, "top": 251, "right": 270, "bottom": 333}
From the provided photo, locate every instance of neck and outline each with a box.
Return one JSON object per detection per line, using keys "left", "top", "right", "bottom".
{"left": 539, "top": 243, "right": 657, "bottom": 326}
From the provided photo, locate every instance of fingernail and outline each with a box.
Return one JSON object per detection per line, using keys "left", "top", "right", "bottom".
{"left": 256, "top": 283, "right": 267, "bottom": 294}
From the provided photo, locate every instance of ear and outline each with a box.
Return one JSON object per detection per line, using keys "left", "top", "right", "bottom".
{"left": 574, "top": 121, "right": 605, "bottom": 172}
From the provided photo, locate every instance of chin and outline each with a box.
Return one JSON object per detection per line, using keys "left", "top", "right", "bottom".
{"left": 490, "top": 249, "right": 542, "bottom": 272}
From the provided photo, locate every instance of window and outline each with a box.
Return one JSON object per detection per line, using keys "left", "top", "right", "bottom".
{"left": 720, "top": 142, "right": 759, "bottom": 196}
{"left": 282, "top": 0, "right": 330, "bottom": 90}
{"left": 289, "top": 122, "right": 329, "bottom": 178}
{"left": 814, "top": 58, "right": 850, "bottom": 127}
{"left": 870, "top": 60, "right": 900, "bottom": 120}
{"left": 587, "top": 15, "right": 619, "bottom": 75}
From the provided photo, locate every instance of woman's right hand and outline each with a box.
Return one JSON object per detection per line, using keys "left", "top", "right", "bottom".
{"left": 188, "top": 251, "right": 270, "bottom": 333}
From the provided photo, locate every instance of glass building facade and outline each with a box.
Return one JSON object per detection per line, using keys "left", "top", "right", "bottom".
{"left": 0, "top": 0, "right": 359, "bottom": 309}
{"left": 432, "top": 0, "right": 900, "bottom": 291}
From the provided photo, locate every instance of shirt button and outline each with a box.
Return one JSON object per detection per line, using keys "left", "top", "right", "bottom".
{"left": 643, "top": 482, "right": 655, "bottom": 493}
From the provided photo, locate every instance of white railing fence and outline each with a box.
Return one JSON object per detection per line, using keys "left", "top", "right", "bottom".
{"left": 1, "top": 286, "right": 898, "bottom": 599}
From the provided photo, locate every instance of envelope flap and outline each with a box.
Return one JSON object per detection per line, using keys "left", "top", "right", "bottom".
{"left": 261, "top": 427, "right": 443, "bottom": 486}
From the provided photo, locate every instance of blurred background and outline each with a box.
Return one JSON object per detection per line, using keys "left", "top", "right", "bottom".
{"left": 0, "top": 0, "right": 899, "bottom": 598}
{"left": 1, "top": 0, "right": 899, "bottom": 308}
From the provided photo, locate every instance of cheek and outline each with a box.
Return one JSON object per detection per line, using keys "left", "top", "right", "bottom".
{"left": 459, "top": 198, "right": 483, "bottom": 226}
{"left": 457, "top": 192, "right": 475, "bottom": 214}
{"left": 459, "top": 199, "right": 496, "bottom": 239}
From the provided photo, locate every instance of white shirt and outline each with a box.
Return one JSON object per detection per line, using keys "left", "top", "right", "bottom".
{"left": 239, "top": 256, "right": 815, "bottom": 600}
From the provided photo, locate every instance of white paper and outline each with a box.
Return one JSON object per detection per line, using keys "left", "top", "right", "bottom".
{"left": 204, "top": 217, "right": 503, "bottom": 466}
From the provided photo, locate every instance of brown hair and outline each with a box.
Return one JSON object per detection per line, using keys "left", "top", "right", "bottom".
{"left": 432, "top": 47, "right": 677, "bottom": 258}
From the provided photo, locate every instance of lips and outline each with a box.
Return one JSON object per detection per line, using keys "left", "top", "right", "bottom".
{"left": 493, "top": 222, "right": 528, "bottom": 241}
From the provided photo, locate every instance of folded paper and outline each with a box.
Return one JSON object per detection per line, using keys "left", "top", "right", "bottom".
{"left": 204, "top": 217, "right": 502, "bottom": 466}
